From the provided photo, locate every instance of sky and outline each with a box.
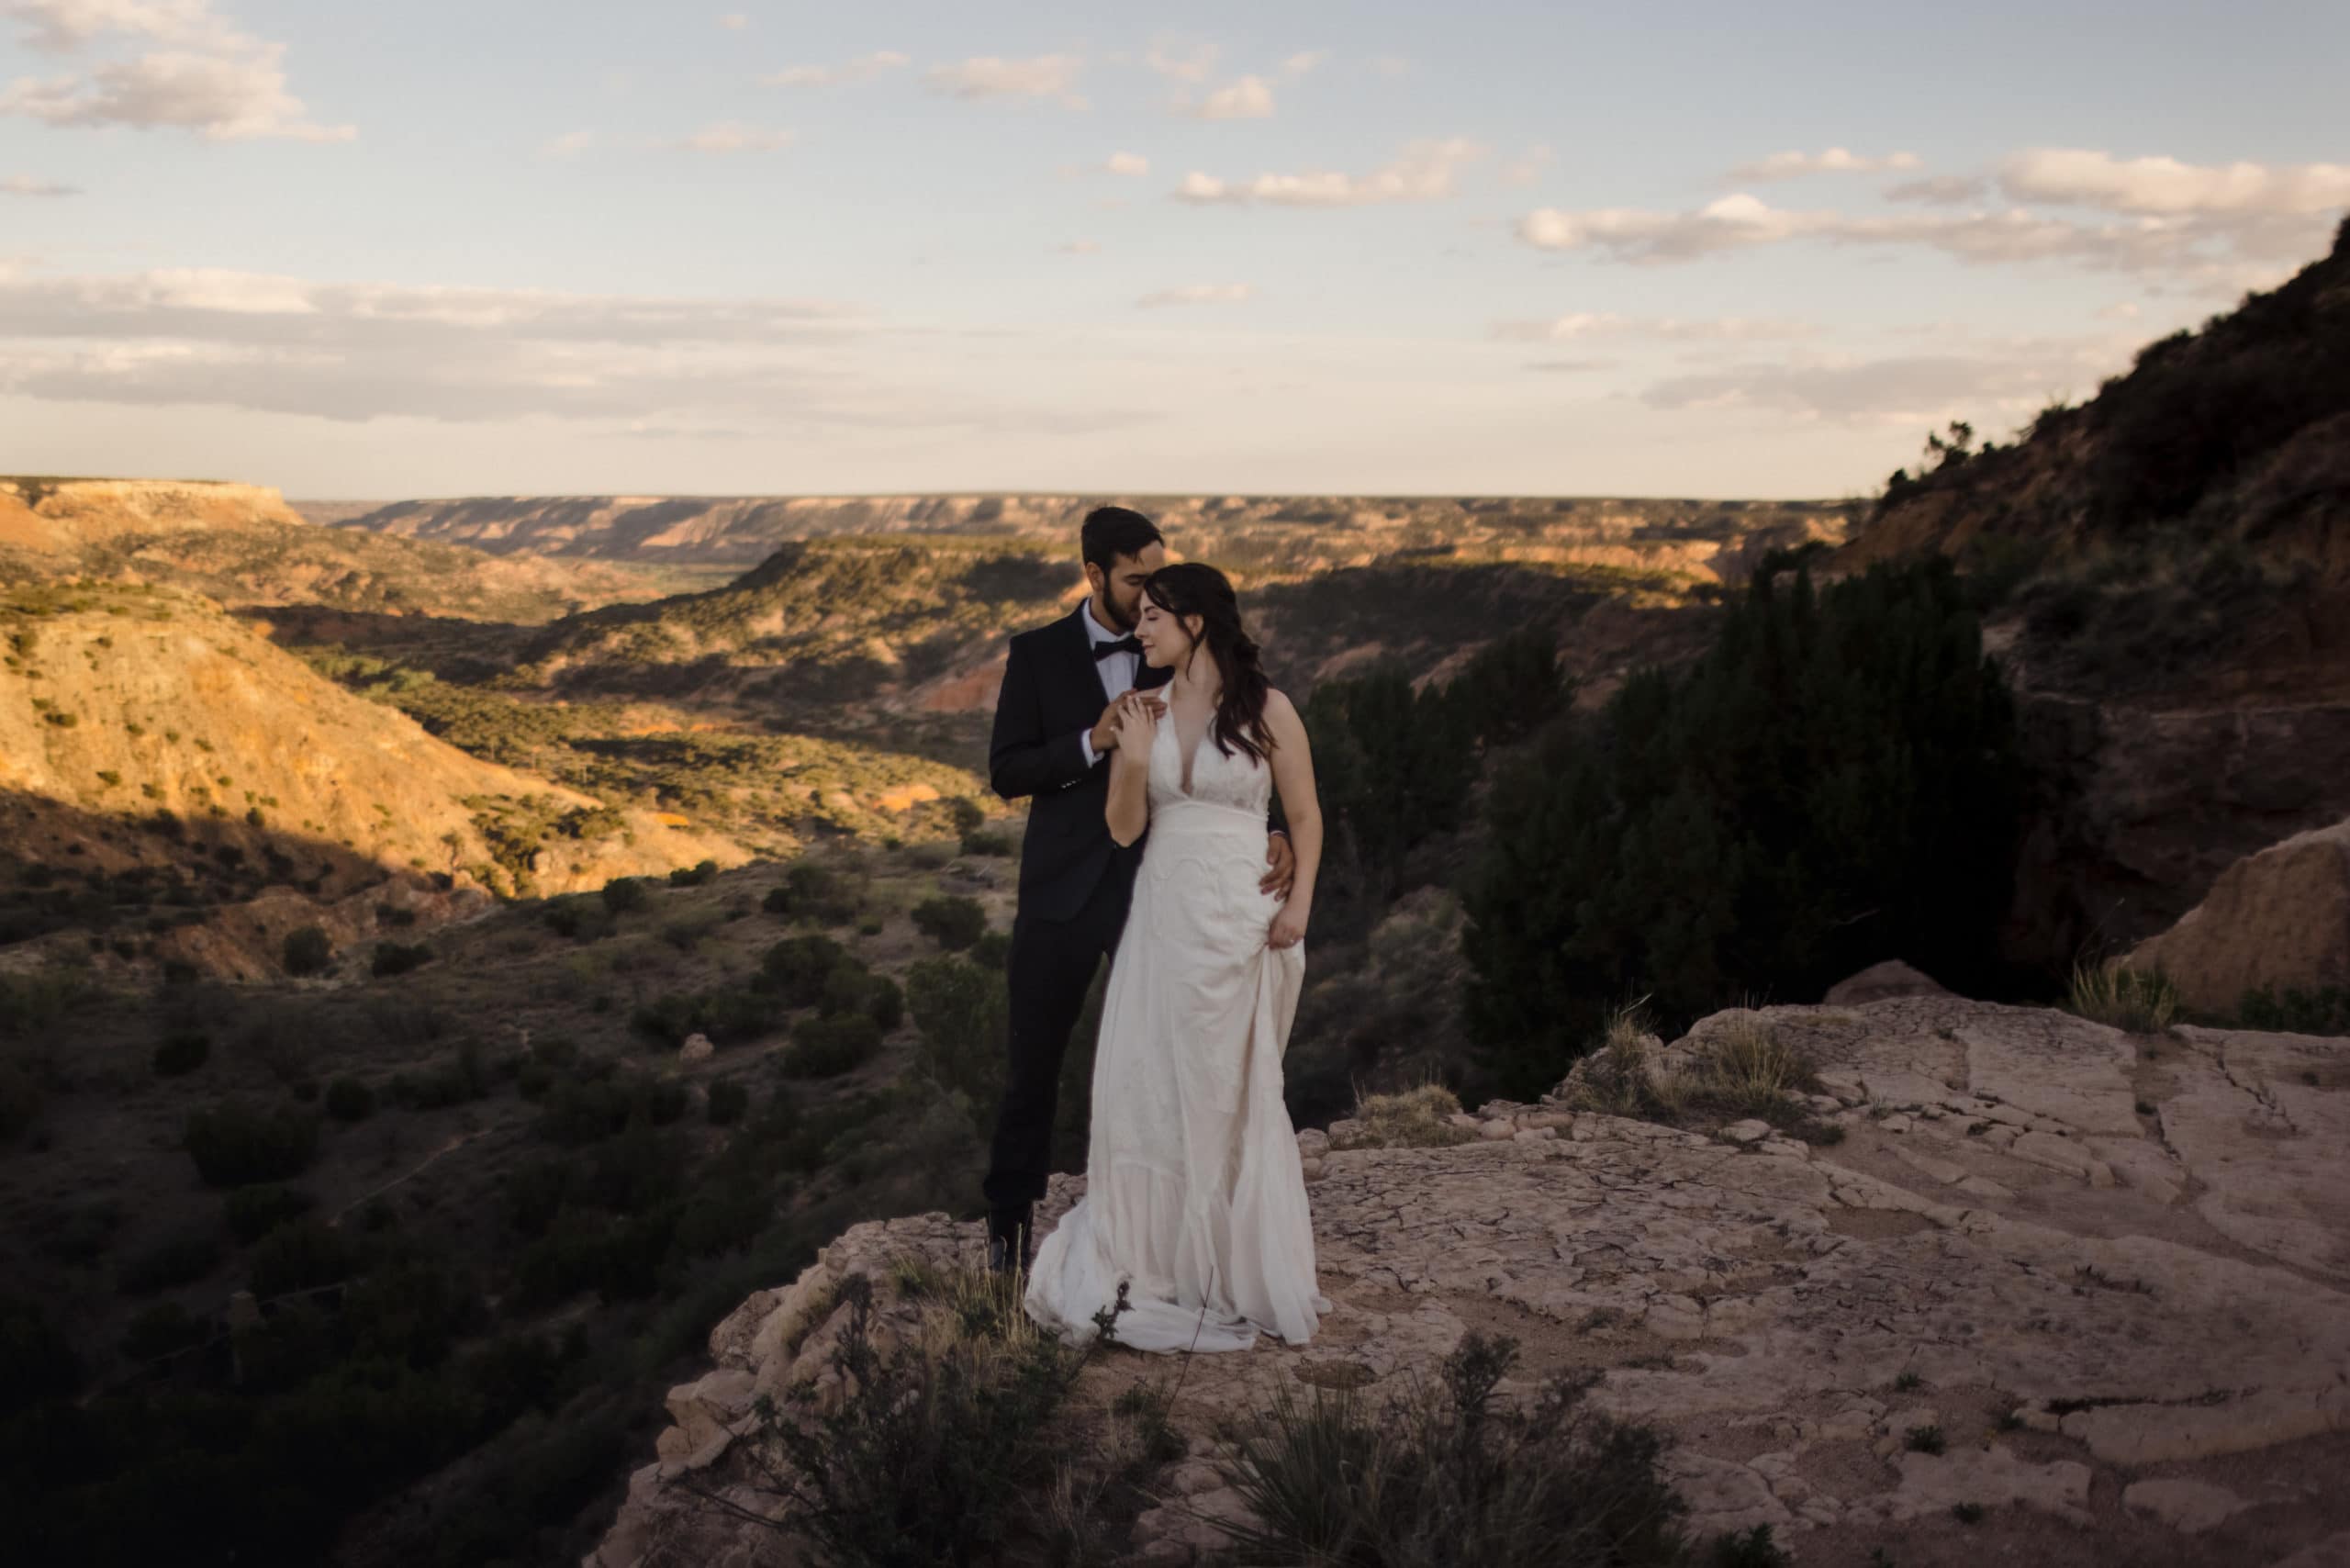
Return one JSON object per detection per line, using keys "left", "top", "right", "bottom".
{"left": 1, "top": 0, "right": 2345, "bottom": 500}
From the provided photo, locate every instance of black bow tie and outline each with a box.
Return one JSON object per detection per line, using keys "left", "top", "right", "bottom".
{"left": 1093, "top": 635, "right": 1143, "bottom": 661}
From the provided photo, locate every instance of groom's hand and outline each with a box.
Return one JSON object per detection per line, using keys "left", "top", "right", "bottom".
{"left": 1091, "top": 692, "right": 1161, "bottom": 754}
{"left": 1259, "top": 832, "right": 1296, "bottom": 899}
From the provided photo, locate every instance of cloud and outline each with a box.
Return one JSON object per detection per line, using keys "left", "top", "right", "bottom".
{"left": 1144, "top": 38, "right": 1217, "bottom": 83}
{"left": 3, "top": 174, "right": 80, "bottom": 196}
{"left": 760, "top": 50, "right": 908, "bottom": 88}
{"left": 541, "top": 129, "right": 594, "bottom": 159}
{"left": 671, "top": 122, "right": 792, "bottom": 154}
{"left": 923, "top": 53, "right": 1085, "bottom": 107}
{"left": 1136, "top": 283, "right": 1251, "bottom": 308}
{"left": 1516, "top": 182, "right": 2335, "bottom": 282}
{"left": 717, "top": 12, "right": 747, "bottom": 28}
{"left": 1188, "top": 73, "right": 1274, "bottom": 119}
{"left": 1639, "top": 333, "right": 2131, "bottom": 425}
{"left": 1280, "top": 50, "right": 1326, "bottom": 77}
{"left": 1176, "top": 137, "right": 1483, "bottom": 207}
{"left": 1053, "top": 240, "right": 1100, "bottom": 254}
{"left": 1, "top": 0, "right": 351, "bottom": 140}
{"left": 1885, "top": 174, "right": 1987, "bottom": 206}
{"left": 0, "top": 265, "right": 1135, "bottom": 434}
{"left": 1500, "top": 143, "right": 1551, "bottom": 188}
{"left": 1728, "top": 147, "right": 1920, "bottom": 182}
{"left": 1998, "top": 147, "right": 2350, "bottom": 216}
{"left": 1492, "top": 313, "right": 1817, "bottom": 343}
{"left": 1525, "top": 357, "right": 1619, "bottom": 374}
{"left": 1098, "top": 150, "right": 1147, "bottom": 176}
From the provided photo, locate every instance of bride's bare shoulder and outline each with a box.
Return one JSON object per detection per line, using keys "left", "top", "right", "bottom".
{"left": 1261, "top": 688, "right": 1304, "bottom": 740}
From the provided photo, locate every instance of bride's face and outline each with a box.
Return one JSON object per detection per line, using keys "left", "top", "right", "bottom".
{"left": 1133, "top": 598, "right": 1200, "bottom": 669}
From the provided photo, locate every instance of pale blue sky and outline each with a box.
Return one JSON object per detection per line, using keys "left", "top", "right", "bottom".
{"left": 3, "top": 0, "right": 2344, "bottom": 498}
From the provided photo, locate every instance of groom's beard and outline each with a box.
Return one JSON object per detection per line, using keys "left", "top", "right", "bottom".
{"left": 1099, "top": 595, "right": 1138, "bottom": 633}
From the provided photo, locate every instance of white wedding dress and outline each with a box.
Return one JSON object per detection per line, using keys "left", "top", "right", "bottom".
{"left": 1024, "top": 711, "right": 1329, "bottom": 1353}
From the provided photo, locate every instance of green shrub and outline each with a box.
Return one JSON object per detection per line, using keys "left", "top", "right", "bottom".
{"left": 764, "top": 861, "right": 857, "bottom": 925}
{"left": 821, "top": 959, "right": 903, "bottom": 1030}
{"left": 542, "top": 894, "right": 616, "bottom": 941}
{"left": 225, "top": 1183, "right": 317, "bottom": 1244}
{"left": 282, "top": 925, "right": 334, "bottom": 978}
{"left": 906, "top": 956, "right": 1009, "bottom": 1108}
{"left": 707, "top": 1080, "right": 751, "bottom": 1125}
{"left": 184, "top": 1100, "right": 320, "bottom": 1187}
{"left": 2235, "top": 983, "right": 2350, "bottom": 1036}
{"left": 762, "top": 933, "right": 848, "bottom": 1007}
{"left": 959, "top": 829, "right": 1016, "bottom": 857}
{"left": 1304, "top": 661, "right": 1479, "bottom": 898}
{"left": 912, "top": 895, "right": 988, "bottom": 953}
{"left": 123, "top": 1300, "right": 208, "bottom": 1362}
{"left": 969, "top": 930, "right": 1013, "bottom": 969}
{"left": 324, "top": 1076, "right": 375, "bottom": 1121}
{"left": 370, "top": 941, "right": 435, "bottom": 978}
{"left": 119, "top": 1231, "right": 224, "bottom": 1294}
{"left": 0, "top": 1061, "right": 42, "bottom": 1141}
{"left": 1217, "top": 1331, "right": 1687, "bottom": 1567}
{"left": 0, "top": 1294, "right": 83, "bottom": 1415}
{"left": 152, "top": 1029, "right": 211, "bottom": 1076}
{"left": 668, "top": 858, "right": 720, "bottom": 887}
{"left": 248, "top": 1219, "right": 352, "bottom": 1298}
{"left": 599, "top": 877, "right": 651, "bottom": 914}
{"left": 781, "top": 1014, "right": 882, "bottom": 1078}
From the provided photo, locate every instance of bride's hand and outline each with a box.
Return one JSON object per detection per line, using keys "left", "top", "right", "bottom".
{"left": 1112, "top": 690, "right": 1158, "bottom": 748}
{"left": 1267, "top": 902, "right": 1307, "bottom": 950}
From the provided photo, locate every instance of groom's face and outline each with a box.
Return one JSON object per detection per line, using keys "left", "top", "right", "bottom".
{"left": 1091, "top": 543, "right": 1165, "bottom": 632}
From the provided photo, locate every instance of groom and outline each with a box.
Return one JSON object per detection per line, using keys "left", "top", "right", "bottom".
{"left": 982, "top": 505, "right": 1295, "bottom": 1273}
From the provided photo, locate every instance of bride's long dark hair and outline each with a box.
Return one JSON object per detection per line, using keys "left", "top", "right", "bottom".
{"left": 1143, "top": 562, "right": 1272, "bottom": 767}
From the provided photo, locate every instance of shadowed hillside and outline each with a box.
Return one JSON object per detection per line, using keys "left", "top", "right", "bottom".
{"left": 1837, "top": 213, "right": 2350, "bottom": 969}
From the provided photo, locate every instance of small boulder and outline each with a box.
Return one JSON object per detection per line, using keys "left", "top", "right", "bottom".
{"left": 1721, "top": 1119, "right": 1773, "bottom": 1145}
{"left": 1824, "top": 959, "right": 1950, "bottom": 1007}
{"left": 678, "top": 1033, "right": 715, "bottom": 1063}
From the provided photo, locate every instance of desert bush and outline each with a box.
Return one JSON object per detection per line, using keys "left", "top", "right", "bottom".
{"left": 906, "top": 956, "right": 1008, "bottom": 1108}
{"left": 152, "top": 1029, "right": 211, "bottom": 1076}
{"left": 1329, "top": 1085, "right": 1474, "bottom": 1150}
{"left": 0, "top": 1294, "right": 82, "bottom": 1416}
{"left": 1216, "top": 1331, "right": 1688, "bottom": 1568}
{"left": 781, "top": 1014, "right": 882, "bottom": 1079}
{"left": 912, "top": 895, "right": 988, "bottom": 953}
{"left": 1687, "top": 1015, "right": 1818, "bottom": 1116}
{"left": 185, "top": 1100, "right": 320, "bottom": 1187}
{"left": 226, "top": 1182, "right": 318, "bottom": 1244}
{"left": 282, "top": 925, "right": 334, "bottom": 978}
{"left": 1468, "top": 560, "right": 2023, "bottom": 1097}
{"left": 821, "top": 960, "right": 902, "bottom": 1029}
{"left": 669, "top": 858, "right": 720, "bottom": 888}
{"left": 724, "top": 1268, "right": 1121, "bottom": 1568}
{"left": 706, "top": 1079, "right": 751, "bottom": 1126}
{"left": 765, "top": 861, "right": 857, "bottom": 925}
{"left": 762, "top": 934, "right": 849, "bottom": 1007}
{"left": 324, "top": 1076, "right": 375, "bottom": 1121}
{"left": 371, "top": 941, "right": 435, "bottom": 978}
{"left": 542, "top": 894, "right": 616, "bottom": 942}
{"left": 959, "top": 828, "right": 1016, "bottom": 857}
{"left": 658, "top": 909, "right": 724, "bottom": 951}
{"left": 2068, "top": 964, "right": 2179, "bottom": 1034}
{"left": 123, "top": 1299, "right": 209, "bottom": 1362}
{"left": 0, "top": 965, "right": 90, "bottom": 1038}
{"left": 969, "top": 930, "right": 1013, "bottom": 969}
{"left": 2236, "top": 983, "right": 2350, "bottom": 1036}
{"left": 248, "top": 1219, "right": 352, "bottom": 1298}
{"left": 119, "top": 1231, "right": 224, "bottom": 1294}
{"left": 600, "top": 876, "right": 652, "bottom": 914}
{"left": 0, "top": 1060, "right": 42, "bottom": 1141}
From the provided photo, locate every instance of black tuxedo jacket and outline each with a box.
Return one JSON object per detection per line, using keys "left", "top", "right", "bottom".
{"left": 990, "top": 606, "right": 1172, "bottom": 923}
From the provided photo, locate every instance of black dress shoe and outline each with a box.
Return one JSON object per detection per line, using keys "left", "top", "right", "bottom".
{"left": 987, "top": 1207, "right": 1033, "bottom": 1276}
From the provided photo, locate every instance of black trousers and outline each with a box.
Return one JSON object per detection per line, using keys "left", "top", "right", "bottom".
{"left": 982, "top": 865, "right": 1133, "bottom": 1213}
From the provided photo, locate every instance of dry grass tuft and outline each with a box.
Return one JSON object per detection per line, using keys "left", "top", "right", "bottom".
{"left": 1332, "top": 1083, "right": 1475, "bottom": 1150}
{"left": 2067, "top": 963, "right": 2180, "bottom": 1035}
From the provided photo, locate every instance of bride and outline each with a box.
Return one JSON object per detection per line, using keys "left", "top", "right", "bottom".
{"left": 1023, "top": 563, "right": 1330, "bottom": 1353}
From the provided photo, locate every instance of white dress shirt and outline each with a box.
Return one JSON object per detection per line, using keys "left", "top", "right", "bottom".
{"left": 1077, "top": 599, "right": 1138, "bottom": 768}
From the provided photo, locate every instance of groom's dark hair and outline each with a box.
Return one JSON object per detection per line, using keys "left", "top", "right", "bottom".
{"left": 1080, "top": 506, "right": 1163, "bottom": 571}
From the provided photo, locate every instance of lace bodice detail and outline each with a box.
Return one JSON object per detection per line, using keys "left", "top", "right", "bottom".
{"left": 1148, "top": 711, "right": 1273, "bottom": 817}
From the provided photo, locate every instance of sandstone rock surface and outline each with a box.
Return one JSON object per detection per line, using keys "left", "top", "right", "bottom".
{"left": 2128, "top": 815, "right": 2350, "bottom": 1014}
{"left": 590, "top": 994, "right": 2350, "bottom": 1568}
